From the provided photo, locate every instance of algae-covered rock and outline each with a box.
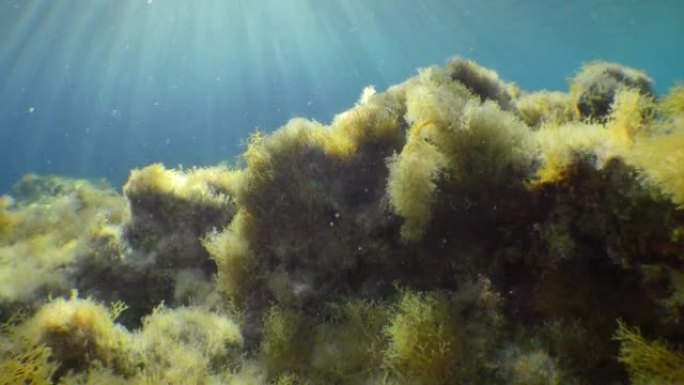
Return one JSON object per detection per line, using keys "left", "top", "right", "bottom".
{"left": 2, "top": 57, "right": 684, "bottom": 385}
{"left": 124, "top": 163, "right": 239, "bottom": 271}
{"left": 0, "top": 175, "right": 129, "bottom": 314}
{"left": 446, "top": 58, "right": 520, "bottom": 110}
{"left": 206, "top": 90, "right": 408, "bottom": 307}
{"left": 570, "top": 61, "right": 654, "bottom": 120}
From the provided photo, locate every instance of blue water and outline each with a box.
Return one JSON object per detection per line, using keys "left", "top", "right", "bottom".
{"left": 1, "top": 0, "right": 682, "bottom": 193}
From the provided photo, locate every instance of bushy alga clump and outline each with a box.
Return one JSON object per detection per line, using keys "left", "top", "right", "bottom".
{"left": 382, "top": 280, "right": 503, "bottom": 385}
{"left": 13, "top": 293, "right": 139, "bottom": 379}
{"left": 614, "top": 320, "right": 684, "bottom": 385}
{"left": 387, "top": 64, "right": 534, "bottom": 241}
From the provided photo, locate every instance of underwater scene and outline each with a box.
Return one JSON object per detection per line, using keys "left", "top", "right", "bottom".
{"left": 1, "top": 1, "right": 684, "bottom": 384}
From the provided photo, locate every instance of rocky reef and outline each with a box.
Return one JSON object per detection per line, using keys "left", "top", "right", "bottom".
{"left": 1, "top": 58, "right": 684, "bottom": 384}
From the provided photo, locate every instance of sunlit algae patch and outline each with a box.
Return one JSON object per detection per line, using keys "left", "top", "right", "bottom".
{"left": 1, "top": 57, "right": 684, "bottom": 385}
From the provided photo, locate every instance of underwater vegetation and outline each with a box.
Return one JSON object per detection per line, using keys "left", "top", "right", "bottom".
{"left": 1, "top": 57, "right": 684, "bottom": 384}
